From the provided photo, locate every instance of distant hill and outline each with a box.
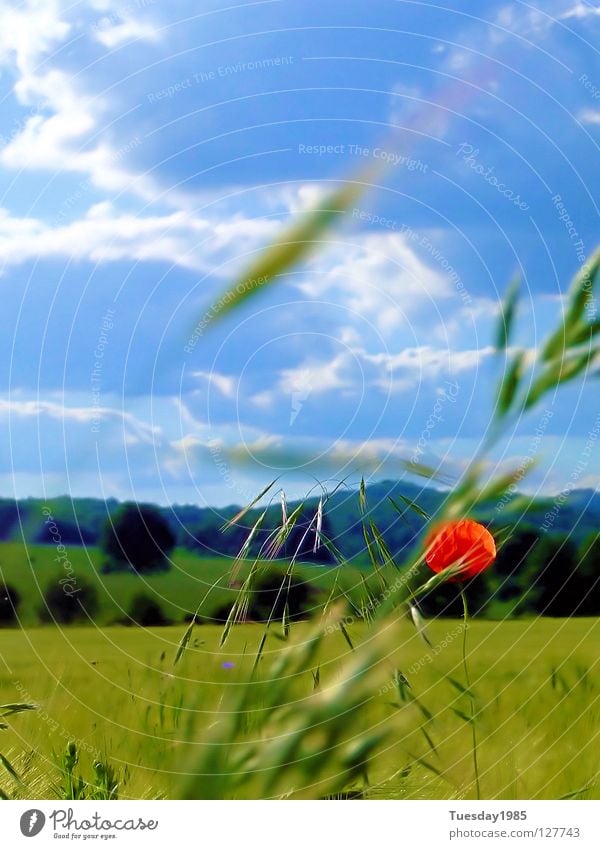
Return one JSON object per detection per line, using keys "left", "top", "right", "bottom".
{"left": 1, "top": 481, "right": 599, "bottom": 562}
{"left": 1, "top": 483, "right": 597, "bottom": 622}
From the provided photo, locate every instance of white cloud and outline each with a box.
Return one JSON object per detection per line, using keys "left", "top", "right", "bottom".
{"left": 363, "top": 344, "right": 496, "bottom": 379}
{"left": 249, "top": 390, "right": 275, "bottom": 410}
{"left": 278, "top": 355, "right": 351, "bottom": 396}
{"left": 488, "top": 1, "right": 600, "bottom": 39}
{"left": 249, "top": 342, "right": 496, "bottom": 414}
{"left": 299, "top": 232, "right": 451, "bottom": 332}
{"left": 0, "top": 0, "right": 168, "bottom": 206}
{"left": 427, "top": 298, "right": 501, "bottom": 346}
{"left": 0, "top": 205, "right": 202, "bottom": 269}
{"left": 193, "top": 371, "right": 237, "bottom": 398}
{"left": 578, "top": 108, "right": 600, "bottom": 124}
{"left": 0, "top": 396, "right": 160, "bottom": 443}
{"left": 0, "top": 203, "right": 276, "bottom": 271}
{"left": 221, "top": 431, "right": 459, "bottom": 483}
{"left": 164, "top": 407, "right": 441, "bottom": 484}
{"left": 362, "top": 343, "right": 498, "bottom": 392}
{"left": 0, "top": 67, "right": 163, "bottom": 203}
{"left": 94, "top": 15, "right": 159, "bottom": 48}
{"left": 0, "top": 1, "right": 70, "bottom": 78}
{"left": 436, "top": 2, "right": 559, "bottom": 73}
{"left": 561, "top": 3, "right": 600, "bottom": 19}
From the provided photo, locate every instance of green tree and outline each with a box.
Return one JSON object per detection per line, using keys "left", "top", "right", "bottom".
{"left": 40, "top": 578, "right": 99, "bottom": 624}
{"left": 575, "top": 532, "right": 600, "bottom": 615}
{"left": 101, "top": 503, "right": 175, "bottom": 573}
{"left": 128, "top": 593, "right": 172, "bottom": 626}
{"left": 419, "top": 573, "right": 491, "bottom": 618}
{"left": 491, "top": 527, "right": 539, "bottom": 603}
{"left": 249, "top": 570, "right": 319, "bottom": 621}
{"left": 0, "top": 582, "right": 20, "bottom": 625}
{"left": 520, "top": 534, "right": 583, "bottom": 616}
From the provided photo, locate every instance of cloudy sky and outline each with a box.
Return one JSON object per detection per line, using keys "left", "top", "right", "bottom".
{"left": 0, "top": 0, "right": 599, "bottom": 508}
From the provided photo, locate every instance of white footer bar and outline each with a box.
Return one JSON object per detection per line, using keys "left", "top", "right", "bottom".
{"left": 1, "top": 800, "right": 597, "bottom": 847}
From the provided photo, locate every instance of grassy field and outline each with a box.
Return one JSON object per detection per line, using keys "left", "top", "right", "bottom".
{"left": 0, "top": 542, "right": 362, "bottom": 626}
{"left": 0, "top": 617, "right": 598, "bottom": 800}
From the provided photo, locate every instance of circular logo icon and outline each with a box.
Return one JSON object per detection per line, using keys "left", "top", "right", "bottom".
{"left": 20, "top": 810, "right": 46, "bottom": 837}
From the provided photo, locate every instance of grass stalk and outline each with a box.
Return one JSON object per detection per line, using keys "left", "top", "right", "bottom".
{"left": 460, "top": 586, "right": 481, "bottom": 800}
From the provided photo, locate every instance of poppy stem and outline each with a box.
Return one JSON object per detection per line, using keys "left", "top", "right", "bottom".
{"left": 460, "top": 585, "right": 481, "bottom": 800}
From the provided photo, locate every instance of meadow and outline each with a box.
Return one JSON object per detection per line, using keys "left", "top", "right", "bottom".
{"left": 0, "top": 616, "right": 598, "bottom": 800}
{"left": 0, "top": 542, "right": 360, "bottom": 626}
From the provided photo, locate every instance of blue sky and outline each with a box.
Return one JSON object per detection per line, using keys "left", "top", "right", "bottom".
{"left": 0, "top": 0, "right": 599, "bottom": 508}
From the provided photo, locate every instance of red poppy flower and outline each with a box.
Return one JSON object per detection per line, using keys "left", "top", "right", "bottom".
{"left": 425, "top": 519, "right": 496, "bottom": 581}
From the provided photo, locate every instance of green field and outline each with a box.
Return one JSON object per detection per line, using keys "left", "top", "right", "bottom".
{"left": 1, "top": 617, "right": 598, "bottom": 800}
{"left": 0, "top": 543, "right": 361, "bottom": 626}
